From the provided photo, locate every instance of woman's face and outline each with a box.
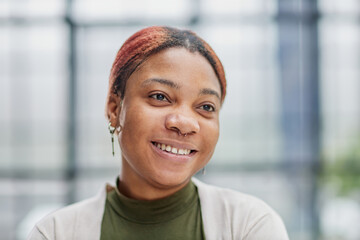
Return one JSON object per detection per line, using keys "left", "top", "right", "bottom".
{"left": 115, "top": 47, "right": 221, "bottom": 197}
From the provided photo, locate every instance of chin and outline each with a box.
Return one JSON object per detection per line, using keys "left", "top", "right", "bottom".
{"left": 149, "top": 171, "right": 193, "bottom": 189}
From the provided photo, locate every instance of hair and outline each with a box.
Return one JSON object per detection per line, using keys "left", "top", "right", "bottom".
{"left": 106, "top": 26, "right": 226, "bottom": 116}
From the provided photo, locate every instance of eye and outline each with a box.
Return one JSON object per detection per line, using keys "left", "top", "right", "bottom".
{"left": 150, "top": 93, "right": 168, "bottom": 101}
{"left": 200, "top": 104, "right": 215, "bottom": 112}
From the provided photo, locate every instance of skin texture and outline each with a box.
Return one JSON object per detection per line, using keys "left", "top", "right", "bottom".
{"left": 107, "top": 47, "right": 221, "bottom": 200}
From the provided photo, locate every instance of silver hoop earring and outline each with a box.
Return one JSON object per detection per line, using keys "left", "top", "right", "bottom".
{"left": 177, "top": 130, "right": 188, "bottom": 137}
{"left": 108, "top": 122, "right": 116, "bottom": 156}
{"left": 116, "top": 125, "right": 122, "bottom": 133}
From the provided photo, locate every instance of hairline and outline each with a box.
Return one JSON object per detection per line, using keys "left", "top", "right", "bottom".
{"left": 119, "top": 46, "right": 223, "bottom": 101}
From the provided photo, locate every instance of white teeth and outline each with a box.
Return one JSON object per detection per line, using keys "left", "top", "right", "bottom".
{"left": 154, "top": 142, "right": 191, "bottom": 155}
{"left": 166, "top": 145, "right": 171, "bottom": 152}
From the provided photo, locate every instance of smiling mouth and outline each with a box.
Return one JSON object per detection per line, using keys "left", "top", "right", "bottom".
{"left": 151, "top": 142, "right": 195, "bottom": 156}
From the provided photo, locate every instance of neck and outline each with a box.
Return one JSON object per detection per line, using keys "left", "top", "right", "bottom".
{"left": 118, "top": 159, "right": 190, "bottom": 201}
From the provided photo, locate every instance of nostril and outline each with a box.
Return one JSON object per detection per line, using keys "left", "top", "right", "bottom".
{"left": 170, "top": 127, "right": 179, "bottom": 132}
{"left": 169, "top": 126, "right": 182, "bottom": 135}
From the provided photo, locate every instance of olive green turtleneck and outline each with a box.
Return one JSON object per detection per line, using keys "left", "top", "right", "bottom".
{"left": 100, "top": 179, "right": 205, "bottom": 240}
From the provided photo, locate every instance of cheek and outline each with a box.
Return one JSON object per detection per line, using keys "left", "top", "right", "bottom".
{"left": 201, "top": 120, "right": 220, "bottom": 152}
{"left": 118, "top": 104, "right": 164, "bottom": 145}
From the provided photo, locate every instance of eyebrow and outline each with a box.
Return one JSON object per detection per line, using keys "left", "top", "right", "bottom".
{"left": 141, "top": 77, "right": 220, "bottom": 100}
{"left": 141, "top": 78, "right": 180, "bottom": 89}
{"left": 199, "top": 88, "right": 221, "bottom": 100}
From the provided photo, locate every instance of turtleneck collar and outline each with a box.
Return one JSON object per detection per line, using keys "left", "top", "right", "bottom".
{"left": 107, "top": 178, "right": 198, "bottom": 224}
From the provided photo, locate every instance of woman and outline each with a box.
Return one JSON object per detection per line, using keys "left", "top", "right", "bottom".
{"left": 28, "top": 26, "right": 289, "bottom": 240}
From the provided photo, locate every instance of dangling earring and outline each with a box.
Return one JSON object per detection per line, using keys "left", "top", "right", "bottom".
{"left": 202, "top": 167, "right": 206, "bottom": 175}
{"left": 108, "top": 122, "right": 115, "bottom": 156}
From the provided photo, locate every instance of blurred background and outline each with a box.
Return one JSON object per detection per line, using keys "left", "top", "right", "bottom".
{"left": 1, "top": 0, "right": 360, "bottom": 239}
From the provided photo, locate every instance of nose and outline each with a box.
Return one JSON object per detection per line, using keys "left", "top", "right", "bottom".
{"left": 165, "top": 112, "right": 200, "bottom": 136}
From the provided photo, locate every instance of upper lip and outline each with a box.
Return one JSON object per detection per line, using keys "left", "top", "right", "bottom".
{"left": 151, "top": 139, "right": 198, "bottom": 151}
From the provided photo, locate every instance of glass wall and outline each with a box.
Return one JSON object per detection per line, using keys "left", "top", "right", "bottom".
{"left": 318, "top": 0, "right": 360, "bottom": 239}
{"left": 0, "top": 0, "right": 359, "bottom": 239}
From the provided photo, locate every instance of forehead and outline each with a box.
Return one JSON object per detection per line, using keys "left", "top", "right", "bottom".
{"left": 131, "top": 47, "right": 221, "bottom": 91}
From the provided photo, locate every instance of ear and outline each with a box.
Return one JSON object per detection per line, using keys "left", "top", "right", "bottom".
{"left": 106, "top": 93, "right": 122, "bottom": 127}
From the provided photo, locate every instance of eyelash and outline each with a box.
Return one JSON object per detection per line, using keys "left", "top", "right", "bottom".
{"left": 149, "top": 93, "right": 216, "bottom": 113}
{"left": 150, "top": 93, "right": 169, "bottom": 102}
{"left": 200, "top": 104, "right": 216, "bottom": 112}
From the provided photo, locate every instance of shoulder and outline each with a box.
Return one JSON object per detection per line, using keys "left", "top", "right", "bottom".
{"left": 193, "top": 177, "right": 273, "bottom": 212}
{"left": 27, "top": 184, "right": 113, "bottom": 240}
{"left": 192, "top": 178, "right": 289, "bottom": 239}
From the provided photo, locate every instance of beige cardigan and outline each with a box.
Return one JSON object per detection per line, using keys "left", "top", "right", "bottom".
{"left": 28, "top": 178, "right": 289, "bottom": 240}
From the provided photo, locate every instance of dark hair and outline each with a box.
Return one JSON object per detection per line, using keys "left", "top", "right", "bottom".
{"left": 107, "top": 26, "right": 226, "bottom": 108}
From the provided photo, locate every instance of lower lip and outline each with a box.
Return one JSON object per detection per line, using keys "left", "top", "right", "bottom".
{"left": 150, "top": 143, "right": 195, "bottom": 163}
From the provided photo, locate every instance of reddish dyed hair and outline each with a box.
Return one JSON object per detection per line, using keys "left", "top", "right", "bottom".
{"left": 107, "top": 26, "right": 226, "bottom": 108}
